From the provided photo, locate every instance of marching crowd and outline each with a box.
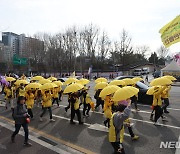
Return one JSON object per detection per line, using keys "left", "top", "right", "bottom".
{"left": 0, "top": 74, "right": 174, "bottom": 154}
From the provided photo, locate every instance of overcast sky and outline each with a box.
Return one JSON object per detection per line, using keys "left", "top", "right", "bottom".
{"left": 0, "top": 0, "right": 179, "bottom": 56}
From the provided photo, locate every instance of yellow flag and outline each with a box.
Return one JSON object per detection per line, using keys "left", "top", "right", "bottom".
{"left": 159, "top": 15, "right": 180, "bottom": 48}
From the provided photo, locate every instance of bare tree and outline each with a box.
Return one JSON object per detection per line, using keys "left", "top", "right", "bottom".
{"left": 157, "top": 45, "right": 169, "bottom": 59}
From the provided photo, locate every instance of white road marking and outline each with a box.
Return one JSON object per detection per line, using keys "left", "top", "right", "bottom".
{"left": 138, "top": 104, "right": 180, "bottom": 111}
{"left": 0, "top": 120, "right": 82, "bottom": 154}
{"left": 129, "top": 118, "right": 180, "bottom": 130}
{"left": 175, "top": 135, "right": 180, "bottom": 154}
{"left": 52, "top": 114, "right": 131, "bottom": 137}
{"left": 53, "top": 105, "right": 180, "bottom": 130}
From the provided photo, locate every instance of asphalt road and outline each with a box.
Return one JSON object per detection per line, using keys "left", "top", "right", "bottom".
{"left": 0, "top": 82, "right": 180, "bottom": 154}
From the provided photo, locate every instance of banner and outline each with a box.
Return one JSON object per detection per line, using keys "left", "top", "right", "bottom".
{"left": 159, "top": 15, "right": 180, "bottom": 48}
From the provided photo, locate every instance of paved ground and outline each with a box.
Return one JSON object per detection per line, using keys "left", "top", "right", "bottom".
{"left": 0, "top": 81, "right": 180, "bottom": 154}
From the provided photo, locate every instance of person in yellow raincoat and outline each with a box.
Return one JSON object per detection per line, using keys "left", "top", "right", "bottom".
{"left": 25, "top": 90, "right": 35, "bottom": 118}
{"left": 52, "top": 87, "right": 60, "bottom": 107}
{"left": 35, "top": 89, "right": 42, "bottom": 107}
{"left": 151, "top": 86, "right": 166, "bottom": 125}
{"left": 109, "top": 99, "right": 131, "bottom": 154}
{"left": 17, "top": 84, "right": 26, "bottom": 97}
{"left": 4, "top": 85, "right": 13, "bottom": 110}
{"left": 40, "top": 90, "right": 55, "bottom": 122}
{"left": 161, "top": 85, "right": 171, "bottom": 113}
{"left": 103, "top": 95, "right": 113, "bottom": 127}
{"left": 82, "top": 88, "right": 91, "bottom": 117}
{"left": 69, "top": 92, "right": 83, "bottom": 124}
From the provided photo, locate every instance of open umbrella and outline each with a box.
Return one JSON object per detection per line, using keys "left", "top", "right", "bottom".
{"left": 109, "top": 80, "right": 125, "bottom": 86}
{"left": 77, "top": 78, "right": 90, "bottom": 85}
{"left": 95, "top": 77, "right": 108, "bottom": 83}
{"left": 48, "top": 77, "right": 57, "bottom": 81}
{"left": 150, "top": 77, "right": 172, "bottom": 86}
{"left": 64, "top": 78, "right": 78, "bottom": 85}
{"left": 31, "top": 76, "right": 44, "bottom": 81}
{"left": 122, "top": 78, "right": 135, "bottom": 85}
{"left": 133, "top": 77, "right": 144, "bottom": 82}
{"left": 146, "top": 86, "right": 161, "bottom": 95}
{"left": 6, "top": 77, "right": 16, "bottom": 82}
{"left": 25, "top": 83, "right": 42, "bottom": 90}
{"left": 15, "top": 80, "right": 29, "bottom": 85}
{"left": 39, "top": 79, "right": 52, "bottom": 85}
{"left": 64, "top": 83, "right": 83, "bottom": 94}
{"left": 162, "top": 75, "right": 176, "bottom": 81}
{"left": 53, "top": 81, "right": 63, "bottom": 86}
{"left": 99, "top": 85, "right": 120, "bottom": 98}
{"left": 40, "top": 83, "right": 54, "bottom": 90}
{"left": 113, "top": 86, "right": 139, "bottom": 101}
{"left": 94, "top": 82, "right": 108, "bottom": 90}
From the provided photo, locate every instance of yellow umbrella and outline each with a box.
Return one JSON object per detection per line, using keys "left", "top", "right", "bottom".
{"left": 133, "top": 77, "right": 144, "bottom": 82}
{"left": 99, "top": 85, "right": 120, "bottom": 98}
{"left": 146, "top": 86, "right": 161, "bottom": 95}
{"left": 31, "top": 76, "right": 44, "bottom": 81}
{"left": 48, "top": 76, "right": 57, "bottom": 81}
{"left": 64, "top": 78, "right": 78, "bottom": 85}
{"left": 113, "top": 86, "right": 139, "bottom": 101}
{"left": 6, "top": 77, "right": 16, "bottom": 82}
{"left": 53, "top": 81, "right": 63, "bottom": 86}
{"left": 51, "top": 83, "right": 58, "bottom": 88}
{"left": 77, "top": 78, "right": 90, "bottom": 85}
{"left": 95, "top": 77, "right": 108, "bottom": 83}
{"left": 122, "top": 78, "right": 135, "bottom": 85}
{"left": 40, "top": 83, "right": 54, "bottom": 90}
{"left": 109, "top": 80, "right": 126, "bottom": 86}
{"left": 150, "top": 77, "right": 172, "bottom": 86}
{"left": 25, "top": 83, "right": 42, "bottom": 90}
{"left": 39, "top": 79, "right": 52, "bottom": 85}
{"left": 94, "top": 82, "right": 108, "bottom": 90}
{"left": 64, "top": 83, "right": 83, "bottom": 94}
{"left": 15, "top": 80, "right": 29, "bottom": 85}
{"left": 162, "top": 75, "right": 176, "bottom": 81}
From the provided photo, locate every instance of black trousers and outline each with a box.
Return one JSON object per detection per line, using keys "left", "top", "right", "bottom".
{"left": 111, "top": 142, "right": 125, "bottom": 154}
{"left": 95, "top": 99, "right": 104, "bottom": 109}
{"left": 52, "top": 98, "right": 59, "bottom": 106}
{"left": 154, "top": 105, "right": 163, "bottom": 122}
{"left": 162, "top": 98, "right": 169, "bottom": 112}
{"left": 71, "top": 108, "right": 81, "bottom": 123}
{"left": 58, "top": 91, "right": 62, "bottom": 101}
{"left": 83, "top": 103, "right": 91, "bottom": 116}
{"left": 128, "top": 126, "right": 134, "bottom": 137}
{"left": 28, "top": 109, "right": 33, "bottom": 118}
{"left": 104, "top": 118, "right": 110, "bottom": 128}
{"left": 12, "top": 123, "right": 29, "bottom": 143}
{"left": 40, "top": 107, "right": 52, "bottom": 119}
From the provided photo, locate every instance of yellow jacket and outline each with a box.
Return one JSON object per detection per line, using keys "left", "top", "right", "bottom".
{"left": 25, "top": 93, "right": 35, "bottom": 109}
{"left": 42, "top": 93, "right": 52, "bottom": 107}
{"left": 53, "top": 88, "right": 59, "bottom": 98}
{"left": 109, "top": 113, "right": 124, "bottom": 143}
{"left": 19, "top": 87, "right": 26, "bottom": 97}
{"left": 152, "top": 86, "right": 166, "bottom": 106}
{"left": 85, "top": 94, "right": 91, "bottom": 104}
{"left": 4, "top": 87, "right": 12, "bottom": 99}
{"left": 161, "top": 86, "right": 171, "bottom": 99}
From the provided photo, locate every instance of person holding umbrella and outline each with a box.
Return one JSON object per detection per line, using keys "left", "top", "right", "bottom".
{"left": 25, "top": 90, "right": 35, "bottom": 119}
{"left": 40, "top": 90, "right": 55, "bottom": 122}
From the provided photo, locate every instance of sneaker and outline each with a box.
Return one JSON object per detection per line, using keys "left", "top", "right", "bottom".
{"left": 79, "top": 122, "right": 84, "bottom": 125}
{"left": 24, "top": 142, "right": 32, "bottom": 146}
{"left": 11, "top": 136, "right": 15, "bottom": 143}
{"left": 39, "top": 117, "right": 43, "bottom": 122}
{"left": 50, "top": 119, "right": 55, "bottom": 122}
{"left": 154, "top": 122, "right": 161, "bottom": 126}
{"left": 65, "top": 108, "right": 68, "bottom": 112}
{"left": 164, "top": 110, "right": 169, "bottom": 113}
{"left": 135, "top": 109, "right": 140, "bottom": 112}
{"left": 86, "top": 113, "right": 89, "bottom": 117}
{"left": 70, "top": 121, "right": 76, "bottom": 124}
{"left": 132, "top": 135, "right": 139, "bottom": 141}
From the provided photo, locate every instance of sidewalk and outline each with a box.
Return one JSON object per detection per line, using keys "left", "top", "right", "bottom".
{"left": 0, "top": 117, "right": 82, "bottom": 154}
